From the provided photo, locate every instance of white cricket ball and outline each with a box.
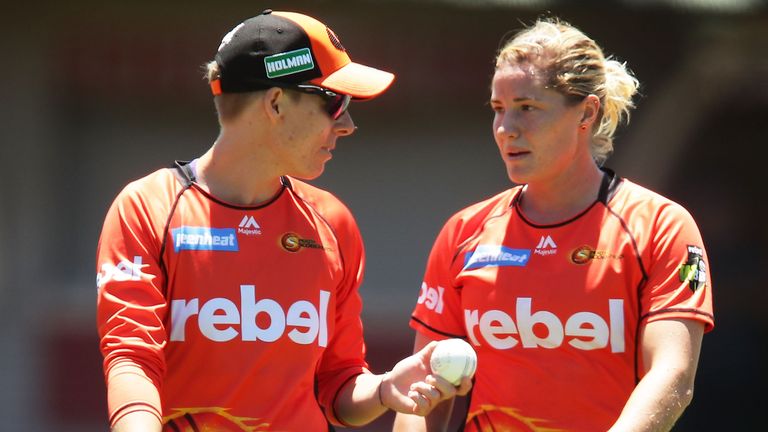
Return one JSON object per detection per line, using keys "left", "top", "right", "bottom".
{"left": 429, "top": 338, "right": 477, "bottom": 385}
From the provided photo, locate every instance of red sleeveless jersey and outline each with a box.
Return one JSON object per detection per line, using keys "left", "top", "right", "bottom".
{"left": 96, "top": 163, "right": 368, "bottom": 430}
{"left": 410, "top": 172, "right": 714, "bottom": 432}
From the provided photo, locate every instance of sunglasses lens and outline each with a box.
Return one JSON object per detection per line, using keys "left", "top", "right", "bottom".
{"left": 327, "top": 94, "right": 351, "bottom": 120}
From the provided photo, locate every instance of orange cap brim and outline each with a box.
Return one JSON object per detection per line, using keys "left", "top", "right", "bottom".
{"left": 312, "top": 62, "right": 395, "bottom": 100}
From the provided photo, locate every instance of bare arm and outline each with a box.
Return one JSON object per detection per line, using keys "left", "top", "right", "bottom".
{"left": 393, "top": 332, "right": 461, "bottom": 432}
{"left": 335, "top": 340, "right": 469, "bottom": 427}
{"left": 609, "top": 318, "right": 705, "bottom": 432}
{"left": 108, "top": 363, "right": 162, "bottom": 432}
{"left": 113, "top": 410, "right": 161, "bottom": 432}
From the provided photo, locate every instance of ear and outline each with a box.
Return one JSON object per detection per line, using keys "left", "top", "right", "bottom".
{"left": 263, "top": 87, "right": 284, "bottom": 122}
{"left": 580, "top": 94, "right": 601, "bottom": 128}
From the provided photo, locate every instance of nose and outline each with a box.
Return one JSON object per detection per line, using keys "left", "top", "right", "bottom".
{"left": 495, "top": 113, "right": 518, "bottom": 140}
{"left": 334, "top": 111, "right": 356, "bottom": 136}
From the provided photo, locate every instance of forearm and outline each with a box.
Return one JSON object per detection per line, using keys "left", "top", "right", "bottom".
{"left": 107, "top": 361, "right": 163, "bottom": 432}
{"left": 610, "top": 319, "right": 704, "bottom": 432}
{"left": 334, "top": 372, "right": 388, "bottom": 427}
{"left": 609, "top": 365, "right": 693, "bottom": 431}
{"left": 112, "top": 410, "right": 162, "bottom": 432}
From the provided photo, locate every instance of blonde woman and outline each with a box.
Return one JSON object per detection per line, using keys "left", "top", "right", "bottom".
{"left": 395, "top": 18, "right": 714, "bottom": 432}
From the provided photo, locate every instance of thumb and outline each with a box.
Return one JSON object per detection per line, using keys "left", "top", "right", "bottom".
{"left": 416, "top": 340, "right": 439, "bottom": 363}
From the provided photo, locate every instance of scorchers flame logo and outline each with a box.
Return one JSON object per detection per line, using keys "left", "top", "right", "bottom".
{"left": 570, "top": 245, "right": 624, "bottom": 265}
{"left": 163, "top": 408, "right": 269, "bottom": 431}
{"left": 280, "top": 232, "right": 328, "bottom": 252}
{"left": 465, "top": 405, "right": 563, "bottom": 432}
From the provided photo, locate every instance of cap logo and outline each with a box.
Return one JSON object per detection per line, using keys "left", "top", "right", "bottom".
{"left": 326, "top": 27, "right": 345, "bottom": 52}
{"left": 264, "top": 48, "right": 315, "bottom": 78}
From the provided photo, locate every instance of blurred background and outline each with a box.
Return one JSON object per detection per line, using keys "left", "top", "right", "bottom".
{"left": 1, "top": 0, "right": 766, "bottom": 430}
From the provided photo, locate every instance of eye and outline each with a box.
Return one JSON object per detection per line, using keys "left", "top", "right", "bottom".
{"left": 519, "top": 104, "right": 535, "bottom": 112}
{"left": 490, "top": 103, "right": 504, "bottom": 114}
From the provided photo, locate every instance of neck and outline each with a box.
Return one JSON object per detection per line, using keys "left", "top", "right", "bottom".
{"left": 518, "top": 162, "right": 604, "bottom": 225}
{"left": 195, "top": 129, "right": 284, "bottom": 206}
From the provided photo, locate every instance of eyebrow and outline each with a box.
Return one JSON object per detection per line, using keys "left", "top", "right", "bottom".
{"left": 489, "top": 96, "right": 538, "bottom": 104}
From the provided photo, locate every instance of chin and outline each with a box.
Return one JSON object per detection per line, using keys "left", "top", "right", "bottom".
{"left": 292, "top": 167, "right": 326, "bottom": 181}
{"left": 506, "top": 168, "right": 528, "bottom": 185}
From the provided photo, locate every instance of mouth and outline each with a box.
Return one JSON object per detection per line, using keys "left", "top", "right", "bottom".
{"left": 505, "top": 149, "right": 530, "bottom": 160}
{"left": 320, "top": 146, "right": 335, "bottom": 159}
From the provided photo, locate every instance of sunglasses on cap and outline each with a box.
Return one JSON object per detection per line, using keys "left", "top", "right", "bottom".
{"left": 292, "top": 84, "right": 351, "bottom": 120}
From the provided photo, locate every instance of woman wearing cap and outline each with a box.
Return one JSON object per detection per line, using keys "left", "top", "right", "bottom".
{"left": 96, "top": 10, "right": 469, "bottom": 432}
{"left": 394, "top": 18, "right": 714, "bottom": 432}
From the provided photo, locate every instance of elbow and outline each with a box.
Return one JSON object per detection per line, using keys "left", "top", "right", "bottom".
{"left": 679, "top": 383, "right": 694, "bottom": 410}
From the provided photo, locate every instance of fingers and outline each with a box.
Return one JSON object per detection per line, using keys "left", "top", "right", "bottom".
{"left": 455, "top": 375, "right": 474, "bottom": 396}
{"left": 406, "top": 374, "right": 470, "bottom": 416}
{"left": 426, "top": 374, "right": 458, "bottom": 398}
{"left": 407, "top": 382, "right": 439, "bottom": 415}
{"left": 426, "top": 372, "right": 474, "bottom": 397}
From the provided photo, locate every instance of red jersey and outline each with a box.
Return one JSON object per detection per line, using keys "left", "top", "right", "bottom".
{"left": 410, "top": 171, "right": 714, "bottom": 432}
{"left": 96, "top": 161, "right": 368, "bottom": 431}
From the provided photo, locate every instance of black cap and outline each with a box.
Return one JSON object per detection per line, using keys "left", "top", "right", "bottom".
{"left": 211, "top": 10, "right": 394, "bottom": 99}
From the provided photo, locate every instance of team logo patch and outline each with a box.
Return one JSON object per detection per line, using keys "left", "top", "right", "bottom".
{"left": 570, "top": 245, "right": 624, "bottom": 265}
{"left": 679, "top": 245, "right": 707, "bottom": 292}
{"left": 280, "top": 232, "right": 326, "bottom": 253}
{"left": 172, "top": 226, "right": 238, "bottom": 252}
{"left": 264, "top": 48, "right": 314, "bottom": 78}
{"left": 464, "top": 245, "right": 530, "bottom": 270}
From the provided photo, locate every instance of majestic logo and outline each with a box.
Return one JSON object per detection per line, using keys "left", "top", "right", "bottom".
{"left": 570, "top": 245, "right": 625, "bottom": 265}
{"left": 264, "top": 48, "right": 314, "bottom": 78}
{"left": 464, "top": 245, "right": 530, "bottom": 270}
{"left": 97, "top": 255, "right": 151, "bottom": 288}
{"left": 280, "top": 232, "right": 326, "bottom": 252}
{"left": 172, "top": 226, "right": 238, "bottom": 252}
{"left": 679, "top": 245, "right": 707, "bottom": 292}
{"left": 534, "top": 235, "right": 557, "bottom": 256}
{"left": 170, "top": 285, "right": 330, "bottom": 346}
{"left": 417, "top": 282, "right": 445, "bottom": 314}
{"left": 238, "top": 215, "right": 262, "bottom": 236}
{"left": 465, "top": 298, "right": 626, "bottom": 353}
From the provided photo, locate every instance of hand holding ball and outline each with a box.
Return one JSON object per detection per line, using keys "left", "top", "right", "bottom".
{"left": 429, "top": 338, "right": 477, "bottom": 385}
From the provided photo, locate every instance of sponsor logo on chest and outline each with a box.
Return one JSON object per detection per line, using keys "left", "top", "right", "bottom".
{"left": 172, "top": 215, "right": 264, "bottom": 252}
{"left": 465, "top": 298, "right": 626, "bottom": 353}
{"left": 172, "top": 226, "right": 239, "bottom": 252}
{"left": 464, "top": 245, "right": 531, "bottom": 270}
{"left": 170, "top": 286, "right": 330, "bottom": 346}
